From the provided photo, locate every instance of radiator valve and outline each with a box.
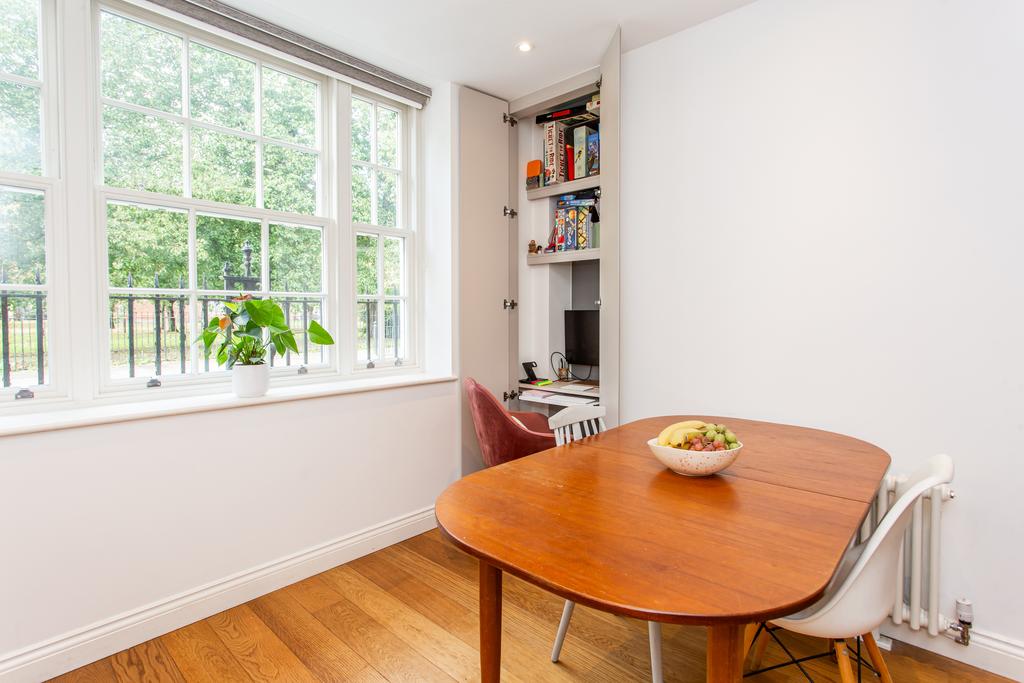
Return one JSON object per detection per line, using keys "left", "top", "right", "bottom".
{"left": 947, "top": 598, "right": 973, "bottom": 646}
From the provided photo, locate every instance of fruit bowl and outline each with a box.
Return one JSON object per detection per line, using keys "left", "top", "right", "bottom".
{"left": 647, "top": 438, "right": 742, "bottom": 477}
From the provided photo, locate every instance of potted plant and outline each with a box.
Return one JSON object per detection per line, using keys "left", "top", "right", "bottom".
{"left": 198, "top": 294, "right": 335, "bottom": 398}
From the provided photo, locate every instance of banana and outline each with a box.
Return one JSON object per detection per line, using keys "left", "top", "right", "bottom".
{"left": 668, "top": 427, "right": 703, "bottom": 447}
{"left": 657, "top": 420, "right": 707, "bottom": 446}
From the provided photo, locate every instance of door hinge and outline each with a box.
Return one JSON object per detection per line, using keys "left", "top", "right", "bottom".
{"left": 503, "top": 390, "right": 520, "bottom": 402}
{"left": 503, "top": 113, "right": 517, "bottom": 127}
{"left": 503, "top": 206, "right": 517, "bottom": 218}
{"left": 596, "top": 76, "right": 602, "bottom": 90}
{"left": 503, "top": 298, "right": 518, "bottom": 310}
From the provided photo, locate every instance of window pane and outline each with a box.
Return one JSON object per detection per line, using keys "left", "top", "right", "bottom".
{"left": 383, "top": 300, "right": 402, "bottom": 359}
{"left": 263, "top": 144, "right": 316, "bottom": 215}
{"left": 1, "top": 290, "right": 46, "bottom": 387}
{"left": 375, "top": 170, "right": 397, "bottom": 227}
{"left": 270, "top": 223, "right": 322, "bottom": 292}
{"left": 0, "top": 185, "right": 44, "bottom": 283}
{"left": 103, "top": 105, "right": 183, "bottom": 195}
{"left": 190, "top": 42, "right": 254, "bottom": 132}
{"left": 356, "top": 300, "right": 377, "bottom": 362}
{"left": 191, "top": 128, "right": 255, "bottom": 206}
{"left": 0, "top": 80, "right": 41, "bottom": 175}
{"left": 377, "top": 106, "right": 398, "bottom": 168}
{"left": 0, "top": 0, "right": 39, "bottom": 79}
{"left": 351, "top": 98, "right": 371, "bottom": 162}
{"left": 356, "top": 233, "right": 377, "bottom": 296}
{"left": 196, "top": 214, "right": 260, "bottom": 291}
{"left": 106, "top": 202, "right": 188, "bottom": 288}
{"left": 269, "top": 297, "right": 326, "bottom": 367}
{"left": 383, "top": 236, "right": 402, "bottom": 296}
{"left": 262, "top": 67, "right": 316, "bottom": 146}
{"left": 109, "top": 293, "right": 192, "bottom": 379}
{"left": 351, "top": 165, "right": 371, "bottom": 224}
{"left": 100, "top": 12, "right": 182, "bottom": 114}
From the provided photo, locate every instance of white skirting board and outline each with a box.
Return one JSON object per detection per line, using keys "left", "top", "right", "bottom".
{"left": 881, "top": 623, "right": 1024, "bottom": 681}
{"left": 0, "top": 506, "right": 438, "bottom": 683}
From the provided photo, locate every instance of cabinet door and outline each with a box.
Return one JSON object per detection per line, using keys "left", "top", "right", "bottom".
{"left": 459, "top": 86, "right": 511, "bottom": 473}
{"left": 599, "top": 30, "right": 621, "bottom": 427}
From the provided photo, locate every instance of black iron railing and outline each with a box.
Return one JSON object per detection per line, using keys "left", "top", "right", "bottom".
{"left": 0, "top": 287, "right": 46, "bottom": 389}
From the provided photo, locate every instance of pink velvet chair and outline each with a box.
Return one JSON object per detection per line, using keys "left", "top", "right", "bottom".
{"left": 464, "top": 377, "right": 555, "bottom": 467}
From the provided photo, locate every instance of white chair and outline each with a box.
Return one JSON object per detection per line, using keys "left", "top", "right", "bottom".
{"left": 748, "top": 454, "right": 955, "bottom": 682}
{"left": 547, "top": 405, "right": 665, "bottom": 683}
{"left": 549, "top": 403, "right": 607, "bottom": 446}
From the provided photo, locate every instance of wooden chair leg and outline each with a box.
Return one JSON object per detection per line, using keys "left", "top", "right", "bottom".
{"left": 749, "top": 623, "right": 770, "bottom": 669}
{"left": 863, "top": 632, "right": 894, "bottom": 683}
{"left": 834, "top": 639, "right": 856, "bottom": 683}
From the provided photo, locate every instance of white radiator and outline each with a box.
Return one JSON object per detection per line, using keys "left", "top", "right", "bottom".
{"left": 858, "top": 472, "right": 956, "bottom": 636}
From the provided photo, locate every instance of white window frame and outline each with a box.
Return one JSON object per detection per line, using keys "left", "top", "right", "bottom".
{"left": 93, "top": 1, "right": 340, "bottom": 396}
{"left": 0, "top": 0, "right": 71, "bottom": 405}
{"left": 350, "top": 92, "right": 416, "bottom": 371}
{"left": 0, "top": 0, "right": 423, "bottom": 415}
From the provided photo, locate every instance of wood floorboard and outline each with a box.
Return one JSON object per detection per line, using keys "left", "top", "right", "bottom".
{"left": 50, "top": 528, "right": 1013, "bottom": 683}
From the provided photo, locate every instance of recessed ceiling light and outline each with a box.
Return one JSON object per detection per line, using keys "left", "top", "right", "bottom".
{"left": 516, "top": 41, "right": 533, "bottom": 53}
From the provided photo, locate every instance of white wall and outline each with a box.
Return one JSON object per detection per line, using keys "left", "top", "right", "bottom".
{"left": 621, "top": 0, "right": 1024, "bottom": 677}
{"left": 0, "top": 76, "right": 461, "bottom": 682}
{"left": 0, "top": 381, "right": 458, "bottom": 681}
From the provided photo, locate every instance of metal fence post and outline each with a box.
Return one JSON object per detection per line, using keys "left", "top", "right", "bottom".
{"left": 153, "top": 274, "right": 162, "bottom": 376}
{"left": 301, "top": 299, "right": 309, "bottom": 365}
{"left": 282, "top": 282, "right": 291, "bottom": 366}
{"left": 178, "top": 275, "right": 186, "bottom": 374}
{"left": 34, "top": 271, "right": 43, "bottom": 385}
{"left": 1, "top": 267, "right": 9, "bottom": 388}
{"left": 126, "top": 273, "right": 136, "bottom": 378}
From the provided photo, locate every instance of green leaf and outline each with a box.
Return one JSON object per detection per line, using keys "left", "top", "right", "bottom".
{"left": 245, "top": 298, "right": 287, "bottom": 329}
{"left": 281, "top": 330, "right": 299, "bottom": 353}
{"left": 307, "top": 319, "right": 335, "bottom": 346}
{"left": 200, "top": 329, "right": 217, "bottom": 353}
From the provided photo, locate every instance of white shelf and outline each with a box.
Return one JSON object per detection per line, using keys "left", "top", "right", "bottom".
{"left": 526, "top": 175, "right": 600, "bottom": 201}
{"left": 519, "top": 381, "right": 600, "bottom": 398}
{"left": 527, "top": 248, "right": 601, "bottom": 266}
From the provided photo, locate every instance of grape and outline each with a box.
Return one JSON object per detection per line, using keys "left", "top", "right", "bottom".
{"left": 717, "top": 424, "right": 727, "bottom": 432}
{"left": 714, "top": 433, "right": 726, "bottom": 444}
{"left": 725, "top": 430, "right": 737, "bottom": 443}
{"left": 727, "top": 442, "right": 740, "bottom": 450}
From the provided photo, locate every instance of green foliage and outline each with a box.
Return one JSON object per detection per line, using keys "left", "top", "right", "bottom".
{"left": 269, "top": 224, "right": 321, "bottom": 291}
{"left": 103, "top": 105, "right": 183, "bottom": 195}
{"left": 263, "top": 145, "right": 315, "bottom": 214}
{"left": 100, "top": 12, "right": 182, "bottom": 113}
{"left": 0, "top": 0, "right": 39, "bottom": 79}
{"left": 262, "top": 67, "right": 316, "bottom": 146}
{"left": 106, "top": 203, "right": 188, "bottom": 288}
{"left": 0, "top": 186, "right": 45, "bottom": 284}
{"left": 0, "top": 80, "right": 41, "bottom": 175}
{"left": 190, "top": 42, "right": 254, "bottom": 132}
{"left": 191, "top": 127, "right": 256, "bottom": 206}
{"left": 198, "top": 295, "right": 335, "bottom": 367}
{"left": 196, "top": 215, "right": 261, "bottom": 289}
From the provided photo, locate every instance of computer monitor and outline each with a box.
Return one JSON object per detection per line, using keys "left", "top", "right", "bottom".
{"left": 564, "top": 310, "right": 599, "bottom": 366}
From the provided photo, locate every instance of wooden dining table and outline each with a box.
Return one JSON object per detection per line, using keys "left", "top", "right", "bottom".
{"left": 435, "top": 415, "right": 891, "bottom": 682}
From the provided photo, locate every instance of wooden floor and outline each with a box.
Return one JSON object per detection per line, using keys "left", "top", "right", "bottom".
{"left": 53, "top": 530, "right": 1008, "bottom": 682}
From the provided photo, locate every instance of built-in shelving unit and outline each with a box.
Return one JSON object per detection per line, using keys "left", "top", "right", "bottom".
{"left": 526, "top": 248, "right": 601, "bottom": 266}
{"left": 525, "top": 175, "right": 601, "bottom": 201}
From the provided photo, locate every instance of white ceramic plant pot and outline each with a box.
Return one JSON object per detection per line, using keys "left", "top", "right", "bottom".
{"left": 232, "top": 363, "right": 269, "bottom": 398}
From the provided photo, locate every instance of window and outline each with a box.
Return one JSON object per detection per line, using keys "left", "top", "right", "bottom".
{"left": 99, "top": 9, "right": 329, "bottom": 383}
{"left": 0, "top": 0, "right": 53, "bottom": 395}
{"left": 352, "top": 96, "right": 409, "bottom": 367}
{"left": 0, "top": 1, "right": 419, "bottom": 410}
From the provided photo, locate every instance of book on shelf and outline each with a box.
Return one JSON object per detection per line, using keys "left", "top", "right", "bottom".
{"left": 573, "top": 125, "right": 596, "bottom": 179}
{"left": 587, "top": 131, "right": 600, "bottom": 176}
{"left": 566, "top": 207, "right": 577, "bottom": 250}
{"left": 565, "top": 143, "right": 574, "bottom": 181}
{"left": 535, "top": 102, "right": 598, "bottom": 127}
{"left": 543, "top": 122, "right": 568, "bottom": 185}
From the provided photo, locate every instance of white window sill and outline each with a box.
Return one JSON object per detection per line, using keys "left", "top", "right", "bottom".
{"left": 0, "top": 373, "right": 457, "bottom": 438}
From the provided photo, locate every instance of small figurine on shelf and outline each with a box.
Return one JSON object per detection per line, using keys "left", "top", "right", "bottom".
{"left": 527, "top": 240, "right": 540, "bottom": 254}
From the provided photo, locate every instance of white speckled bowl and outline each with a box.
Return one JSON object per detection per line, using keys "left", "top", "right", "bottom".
{"left": 646, "top": 438, "right": 742, "bottom": 476}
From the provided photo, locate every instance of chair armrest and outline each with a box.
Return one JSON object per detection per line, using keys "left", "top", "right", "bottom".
{"left": 512, "top": 410, "right": 553, "bottom": 434}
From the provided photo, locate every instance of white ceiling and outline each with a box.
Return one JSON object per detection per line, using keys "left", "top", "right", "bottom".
{"left": 234, "top": 0, "right": 758, "bottom": 101}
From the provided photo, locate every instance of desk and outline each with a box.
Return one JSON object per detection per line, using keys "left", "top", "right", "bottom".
{"left": 435, "top": 415, "right": 890, "bottom": 682}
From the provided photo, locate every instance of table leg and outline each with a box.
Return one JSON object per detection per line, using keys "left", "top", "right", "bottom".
{"left": 479, "top": 560, "right": 502, "bottom": 683}
{"left": 707, "top": 623, "right": 744, "bottom": 682}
